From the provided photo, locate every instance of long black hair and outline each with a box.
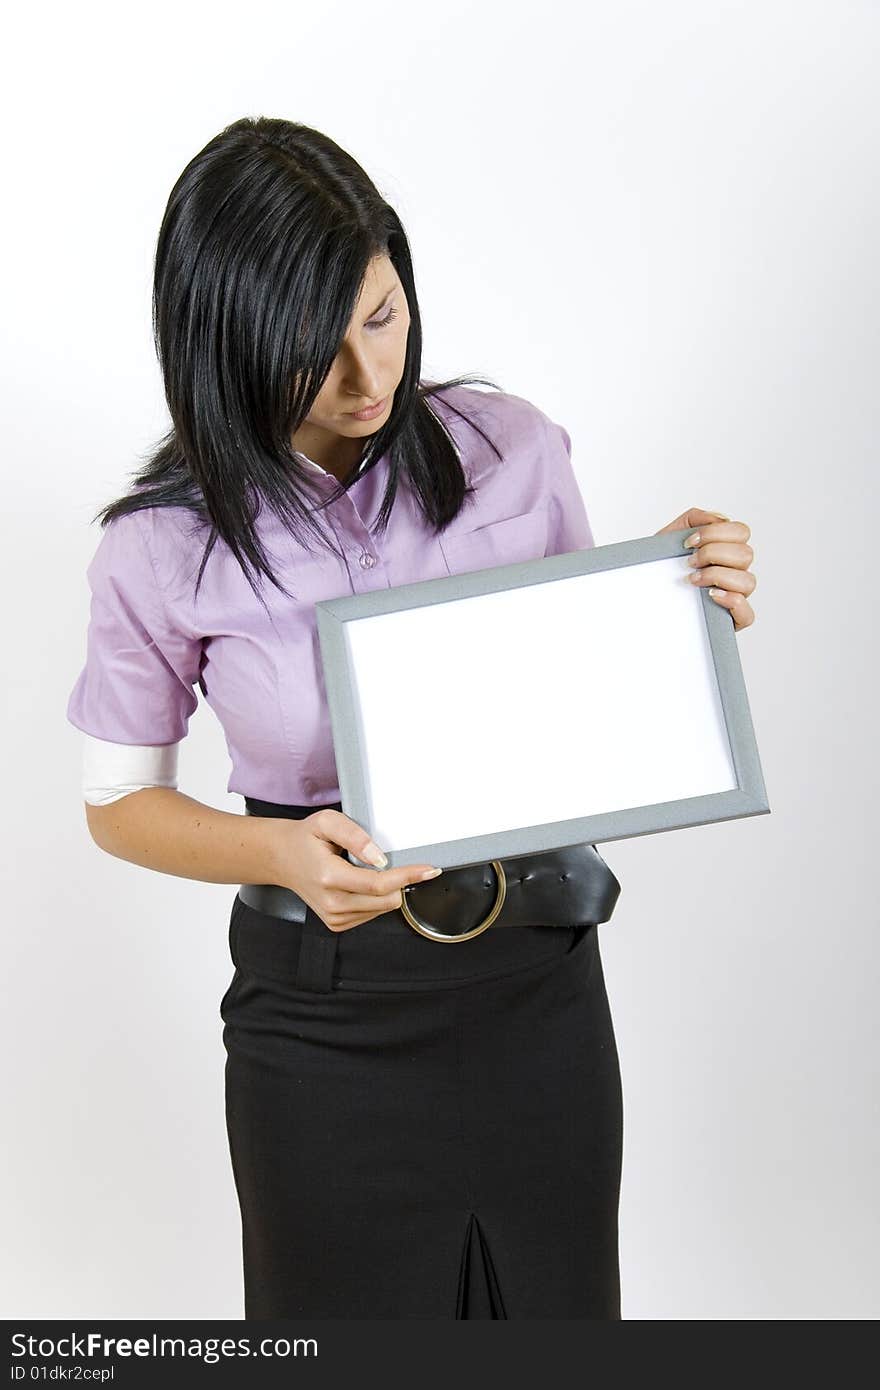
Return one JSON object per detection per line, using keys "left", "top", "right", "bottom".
{"left": 95, "top": 116, "right": 503, "bottom": 607}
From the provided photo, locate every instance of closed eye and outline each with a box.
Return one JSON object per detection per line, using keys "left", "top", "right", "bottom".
{"left": 370, "top": 305, "right": 399, "bottom": 329}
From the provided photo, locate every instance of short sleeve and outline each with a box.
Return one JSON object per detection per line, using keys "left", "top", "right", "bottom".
{"left": 66, "top": 510, "right": 202, "bottom": 745}
{"left": 541, "top": 415, "right": 596, "bottom": 555}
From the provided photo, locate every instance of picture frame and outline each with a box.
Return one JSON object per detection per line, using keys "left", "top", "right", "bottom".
{"left": 315, "top": 528, "right": 770, "bottom": 870}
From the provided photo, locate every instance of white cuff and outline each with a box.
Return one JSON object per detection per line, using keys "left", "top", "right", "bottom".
{"left": 82, "top": 733, "right": 180, "bottom": 806}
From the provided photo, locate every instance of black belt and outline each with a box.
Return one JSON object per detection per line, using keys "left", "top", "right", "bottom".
{"left": 238, "top": 798, "right": 621, "bottom": 944}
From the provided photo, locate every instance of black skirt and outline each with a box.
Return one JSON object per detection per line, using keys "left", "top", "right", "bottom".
{"left": 220, "top": 801, "right": 624, "bottom": 1319}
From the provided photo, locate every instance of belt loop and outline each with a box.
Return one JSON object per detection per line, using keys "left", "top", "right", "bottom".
{"left": 295, "top": 904, "right": 339, "bottom": 992}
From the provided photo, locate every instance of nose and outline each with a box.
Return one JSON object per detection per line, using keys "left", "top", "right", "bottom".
{"left": 338, "top": 338, "right": 383, "bottom": 399}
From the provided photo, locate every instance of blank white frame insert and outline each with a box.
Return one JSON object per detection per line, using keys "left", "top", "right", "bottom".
{"left": 315, "top": 528, "right": 769, "bottom": 871}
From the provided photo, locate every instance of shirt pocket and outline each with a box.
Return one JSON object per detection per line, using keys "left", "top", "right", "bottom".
{"left": 438, "top": 504, "right": 550, "bottom": 577}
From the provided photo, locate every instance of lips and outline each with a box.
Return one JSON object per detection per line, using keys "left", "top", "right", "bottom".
{"left": 348, "top": 395, "right": 388, "bottom": 419}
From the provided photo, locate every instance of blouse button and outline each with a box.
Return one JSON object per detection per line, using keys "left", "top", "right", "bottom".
{"left": 359, "top": 551, "right": 376, "bottom": 568}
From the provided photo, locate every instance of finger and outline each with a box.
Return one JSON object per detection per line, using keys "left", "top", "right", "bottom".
{"left": 323, "top": 859, "right": 442, "bottom": 899}
{"left": 687, "top": 565, "right": 756, "bottom": 595}
{"left": 321, "top": 885, "right": 413, "bottom": 922}
{"left": 321, "top": 874, "right": 436, "bottom": 927}
{"left": 678, "top": 522, "right": 750, "bottom": 547}
{"left": 686, "top": 508, "right": 733, "bottom": 525}
{"left": 324, "top": 916, "right": 371, "bottom": 933}
{"left": 686, "top": 539, "right": 754, "bottom": 571}
{"left": 706, "top": 588, "right": 755, "bottom": 630}
{"left": 657, "top": 507, "right": 734, "bottom": 535}
{"left": 310, "top": 808, "right": 399, "bottom": 870}
{"left": 683, "top": 523, "right": 751, "bottom": 549}
{"left": 325, "top": 906, "right": 405, "bottom": 933}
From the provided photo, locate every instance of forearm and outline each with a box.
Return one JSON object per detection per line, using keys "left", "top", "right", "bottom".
{"left": 84, "top": 787, "right": 285, "bottom": 886}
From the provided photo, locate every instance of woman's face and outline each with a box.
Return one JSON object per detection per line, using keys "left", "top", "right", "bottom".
{"left": 291, "top": 252, "right": 410, "bottom": 475}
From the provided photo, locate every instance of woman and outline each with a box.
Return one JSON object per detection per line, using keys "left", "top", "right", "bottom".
{"left": 67, "top": 116, "right": 757, "bottom": 1319}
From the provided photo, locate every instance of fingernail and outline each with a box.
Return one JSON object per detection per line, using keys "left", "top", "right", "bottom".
{"left": 708, "top": 511, "right": 731, "bottom": 520}
{"left": 420, "top": 867, "right": 442, "bottom": 880}
{"left": 684, "top": 532, "right": 700, "bottom": 548}
{"left": 364, "top": 840, "right": 388, "bottom": 867}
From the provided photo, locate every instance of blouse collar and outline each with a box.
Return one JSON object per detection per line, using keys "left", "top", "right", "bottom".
{"left": 297, "top": 452, "right": 369, "bottom": 479}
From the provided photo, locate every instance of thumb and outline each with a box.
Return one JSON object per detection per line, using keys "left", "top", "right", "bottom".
{"left": 311, "top": 808, "right": 388, "bottom": 867}
{"left": 656, "top": 506, "right": 731, "bottom": 535}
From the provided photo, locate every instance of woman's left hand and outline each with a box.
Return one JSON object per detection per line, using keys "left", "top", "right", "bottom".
{"left": 655, "top": 507, "right": 756, "bottom": 631}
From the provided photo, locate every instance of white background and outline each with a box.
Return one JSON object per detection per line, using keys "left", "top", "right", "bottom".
{"left": 3, "top": 0, "right": 877, "bottom": 1320}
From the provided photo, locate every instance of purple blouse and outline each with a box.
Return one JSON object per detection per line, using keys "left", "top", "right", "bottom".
{"left": 66, "top": 385, "right": 595, "bottom": 805}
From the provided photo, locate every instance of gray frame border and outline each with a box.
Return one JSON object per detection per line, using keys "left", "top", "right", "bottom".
{"left": 315, "top": 528, "right": 770, "bottom": 869}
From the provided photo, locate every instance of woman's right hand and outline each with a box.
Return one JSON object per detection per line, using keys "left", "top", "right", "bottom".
{"left": 270, "top": 808, "right": 442, "bottom": 932}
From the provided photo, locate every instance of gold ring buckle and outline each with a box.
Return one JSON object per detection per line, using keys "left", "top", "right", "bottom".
{"left": 399, "top": 860, "right": 507, "bottom": 942}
